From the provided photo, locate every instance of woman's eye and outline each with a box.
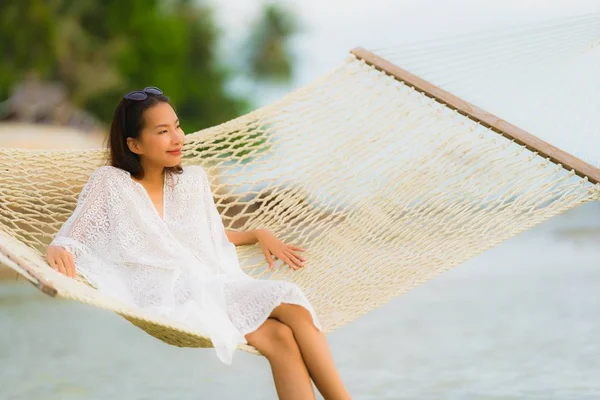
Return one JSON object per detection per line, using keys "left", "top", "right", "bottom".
{"left": 176, "top": 125, "right": 181, "bottom": 130}
{"left": 160, "top": 130, "right": 168, "bottom": 134}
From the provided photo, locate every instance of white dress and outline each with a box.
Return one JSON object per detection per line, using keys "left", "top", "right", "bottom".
{"left": 50, "top": 165, "right": 322, "bottom": 364}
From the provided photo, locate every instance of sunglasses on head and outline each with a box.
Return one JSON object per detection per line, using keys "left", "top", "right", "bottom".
{"left": 123, "top": 86, "right": 163, "bottom": 101}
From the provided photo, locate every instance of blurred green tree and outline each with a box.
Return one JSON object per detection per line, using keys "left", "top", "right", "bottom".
{"left": 0, "top": 0, "right": 300, "bottom": 133}
{"left": 244, "top": 2, "right": 301, "bottom": 84}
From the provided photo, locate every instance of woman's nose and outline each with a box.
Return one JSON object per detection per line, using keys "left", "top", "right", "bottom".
{"left": 173, "top": 132, "right": 184, "bottom": 146}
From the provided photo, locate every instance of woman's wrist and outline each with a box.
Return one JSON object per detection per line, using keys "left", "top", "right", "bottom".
{"left": 226, "top": 228, "right": 270, "bottom": 246}
{"left": 252, "top": 228, "right": 270, "bottom": 243}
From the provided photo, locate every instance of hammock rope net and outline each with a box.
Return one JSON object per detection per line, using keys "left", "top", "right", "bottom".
{"left": 1, "top": 16, "right": 600, "bottom": 355}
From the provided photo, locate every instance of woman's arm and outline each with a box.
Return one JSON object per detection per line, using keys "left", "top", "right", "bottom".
{"left": 225, "top": 229, "right": 266, "bottom": 246}
{"left": 199, "top": 165, "right": 304, "bottom": 270}
{"left": 48, "top": 166, "right": 112, "bottom": 278}
{"left": 225, "top": 228, "right": 306, "bottom": 270}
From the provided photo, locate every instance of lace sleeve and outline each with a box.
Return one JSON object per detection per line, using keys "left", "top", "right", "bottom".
{"left": 197, "top": 166, "right": 251, "bottom": 280}
{"left": 50, "top": 166, "right": 113, "bottom": 260}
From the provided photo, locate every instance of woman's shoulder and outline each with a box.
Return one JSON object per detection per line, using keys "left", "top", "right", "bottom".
{"left": 182, "top": 164, "right": 208, "bottom": 181}
{"left": 183, "top": 164, "right": 205, "bottom": 174}
{"left": 84, "top": 165, "right": 130, "bottom": 188}
{"left": 88, "top": 165, "right": 124, "bottom": 179}
{"left": 92, "top": 165, "right": 119, "bottom": 175}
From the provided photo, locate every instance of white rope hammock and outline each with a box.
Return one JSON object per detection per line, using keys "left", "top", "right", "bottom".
{"left": 372, "top": 12, "right": 600, "bottom": 168}
{"left": 1, "top": 15, "right": 599, "bottom": 355}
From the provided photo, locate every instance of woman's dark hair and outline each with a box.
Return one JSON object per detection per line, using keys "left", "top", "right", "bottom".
{"left": 107, "top": 91, "right": 183, "bottom": 180}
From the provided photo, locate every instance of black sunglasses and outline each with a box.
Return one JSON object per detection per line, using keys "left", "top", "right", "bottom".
{"left": 123, "top": 86, "right": 163, "bottom": 101}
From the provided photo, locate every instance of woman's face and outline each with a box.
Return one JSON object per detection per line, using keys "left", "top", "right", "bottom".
{"left": 128, "top": 101, "right": 185, "bottom": 168}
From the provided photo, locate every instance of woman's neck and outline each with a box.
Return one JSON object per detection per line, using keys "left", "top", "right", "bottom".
{"left": 137, "top": 161, "right": 165, "bottom": 187}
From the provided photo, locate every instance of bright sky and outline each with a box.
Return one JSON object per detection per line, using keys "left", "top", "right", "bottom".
{"left": 210, "top": 0, "right": 600, "bottom": 92}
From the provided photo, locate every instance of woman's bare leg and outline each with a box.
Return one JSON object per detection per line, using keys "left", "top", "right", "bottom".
{"left": 245, "top": 318, "right": 315, "bottom": 400}
{"left": 270, "top": 304, "right": 351, "bottom": 400}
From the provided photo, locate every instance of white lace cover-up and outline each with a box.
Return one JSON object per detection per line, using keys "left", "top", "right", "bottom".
{"left": 50, "top": 165, "right": 322, "bottom": 364}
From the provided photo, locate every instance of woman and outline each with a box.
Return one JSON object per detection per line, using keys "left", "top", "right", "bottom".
{"left": 46, "top": 87, "right": 351, "bottom": 400}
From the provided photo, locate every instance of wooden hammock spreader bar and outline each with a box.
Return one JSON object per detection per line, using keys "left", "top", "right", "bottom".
{"left": 0, "top": 240, "right": 58, "bottom": 297}
{"left": 351, "top": 47, "right": 600, "bottom": 185}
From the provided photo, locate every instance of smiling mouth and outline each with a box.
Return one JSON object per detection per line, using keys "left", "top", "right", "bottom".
{"left": 167, "top": 149, "right": 182, "bottom": 154}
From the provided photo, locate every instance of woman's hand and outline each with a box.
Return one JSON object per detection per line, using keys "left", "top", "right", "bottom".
{"left": 255, "top": 229, "right": 306, "bottom": 271}
{"left": 46, "top": 245, "right": 76, "bottom": 278}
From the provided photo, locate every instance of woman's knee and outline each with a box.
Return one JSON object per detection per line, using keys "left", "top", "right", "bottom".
{"left": 268, "top": 320, "right": 295, "bottom": 347}
{"left": 246, "top": 319, "right": 297, "bottom": 357}
{"left": 271, "top": 303, "right": 313, "bottom": 324}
